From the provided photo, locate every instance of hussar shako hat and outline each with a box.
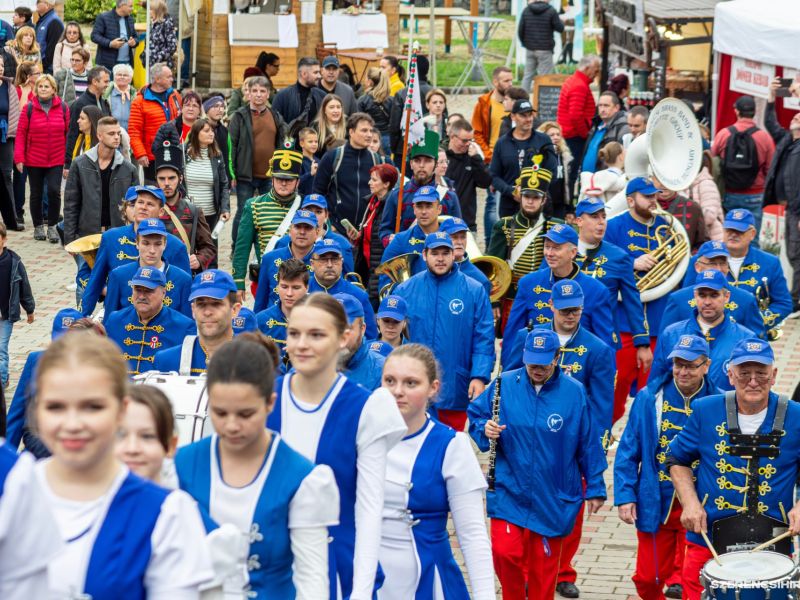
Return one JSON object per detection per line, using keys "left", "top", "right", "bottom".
{"left": 267, "top": 140, "right": 303, "bottom": 179}
{"left": 154, "top": 139, "right": 184, "bottom": 174}
{"left": 517, "top": 152, "right": 553, "bottom": 195}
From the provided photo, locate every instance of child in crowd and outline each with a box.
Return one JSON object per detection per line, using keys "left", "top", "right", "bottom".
{"left": 0, "top": 223, "right": 35, "bottom": 387}
{"left": 298, "top": 127, "right": 318, "bottom": 196}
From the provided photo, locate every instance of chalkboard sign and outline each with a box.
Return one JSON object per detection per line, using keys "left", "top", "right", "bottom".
{"left": 533, "top": 74, "right": 569, "bottom": 123}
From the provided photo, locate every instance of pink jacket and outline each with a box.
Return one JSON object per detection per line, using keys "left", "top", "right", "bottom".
{"left": 14, "top": 95, "right": 69, "bottom": 168}
{"left": 686, "top": 167, "right": 724, "bottom": 241}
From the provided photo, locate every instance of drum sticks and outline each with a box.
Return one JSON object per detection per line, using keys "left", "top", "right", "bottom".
{"left": 701, "top": 531, "right": 722, "bottom": 566}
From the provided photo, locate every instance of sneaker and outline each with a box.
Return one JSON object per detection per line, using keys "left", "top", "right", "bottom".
{"left": 47, "top": 226, "right": 59, "bottom": 243}
{"left": 556, "top": 582, "right": 580, "bottom": 598}
{"left": 664, "top": 583, "right": 682, "bottom": 598}
{"left": 13, "top": 223, "right": 24, "bottom": 232}
{"left": 66, "top": 282, "right": 77, "bottom": 292}
{"left": 33, "top": 225, "right": 45, "bottom": 240}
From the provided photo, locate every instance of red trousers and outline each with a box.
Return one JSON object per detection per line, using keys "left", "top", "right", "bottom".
{"left": 681, "top": 541, "right": 712, "bottom": 600}
{"left": 632, "top": 506, "right": 686, "bottom": 599}
{"left": 437, "top": 409, "right": 468, "bottom": 432}
{"left": 492, "top": 519, "right": 563, "bottom": 600}
{"left": 558, "top": 491, "right": 585, "bottom": 583}
{"left": 614, "top": 333, "right": 657, "bottom": 424}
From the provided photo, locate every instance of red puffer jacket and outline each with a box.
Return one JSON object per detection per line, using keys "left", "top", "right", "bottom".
{"left": 14, "top": 95, "right": 69, "bottom": 168}
{"left": 556, "top": 70, "right": 596, "bottom": 139}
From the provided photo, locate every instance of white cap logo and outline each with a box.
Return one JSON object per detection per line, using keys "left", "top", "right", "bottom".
{"left": 679, "top": 336, "right": 692, "bottom": 347}
{"left": 534, "top": 336, "right": 545, "bottom": 347}
{"left": 201, "top": 272, "right": 215, "bottom": 282}
{"left": 746, "top": 342, "right": 763, "bottom": 352}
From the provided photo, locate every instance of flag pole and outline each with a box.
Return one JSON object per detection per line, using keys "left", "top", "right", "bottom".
{"left": 395, "top": 47, "right": 417, "bottom": 234}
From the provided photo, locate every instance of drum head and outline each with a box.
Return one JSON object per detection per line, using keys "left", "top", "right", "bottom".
{"left": 703, "top": 550, "right": 795, "bottom": 582}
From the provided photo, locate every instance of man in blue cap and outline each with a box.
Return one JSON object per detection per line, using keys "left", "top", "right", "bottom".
{"left": 469, "top": 328, "right": 606, "bottom": 599}
{"left": 650, "top": 270, "right": 754, "bottom": 391}
{"left": 79, "top": 185, "right": 191, "bottom": 317}
{"left": 369, "top": 294, "right": 408, "bottom": 357}
{"left": 662, "top": 240, "right": 765, "bottom": 338}
{"left": 153, "top": 269, "right": 241, "bottom": 375}
{"left": 668, "top": 338, "right": 800, "bottom": 600}
{"left": 503, "top": 222, "right": 615, "bottom": 368}
{"left": 308, "top": 238, "right": 378, "bottom": 339}
{"left": 440, "top": 217, "right": 491, "bottom": 296}
{"left": 683, "top": 209, "right": 792, "bottom": 337}
{"left": 253, "top": 209, "right": 317, "bottom": 313}
{"left": 615, "top": 334, "right": 716, "bottom": 600}
{"left": 334, "top": 292, "right": 385, "bottom": 391}
{"left": 394, "top": 231, "right": 494, "bottom": 431}
{"left": 105, "top": 265, "right": 195, "bottom": 375}
{"left": 92, "top": 218, "right": 192, "bottom": 318}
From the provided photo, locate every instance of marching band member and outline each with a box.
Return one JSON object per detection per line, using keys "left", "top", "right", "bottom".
{"left": 257, "top": 258, "right": 309, "bottom": 369}
{"left": 80, "top": 185, "right": 191, "bottom": 316}
{"left": 604, "top": 177, "right": 672, "bottom": 424}
{"left": 0, "top": 440, "right": 62, "bottom": 598}
{"left": 253, "top": 209, "right": 316, "bottom": 312}
{"left": 615, "top": 335, "right": 716, "bottom": 600}
{"left": 153, "top": 269, "right": 241, "bottom": 375}
{"left": 392, "top": 232, "right": 495, "bottom": 431}
{"left": 369, "top": 295, "right": 408, "bottom": 358}
{"left": 661, "top": 240, "right": 765, "bottom": 339}
{"left": 468, "top": 329, "right": 607, "bottom": 599}
{"left": 309, "top": 238, "right": 378, "bottom": 340}
{"left": 269, "top": 293, "right": 407, "bottom": 599}
{"left": 100, "top": 217, "right": 192, "bottom": 318}
{"left": 34, "top": 332, "right": 213, "bottom": 597}
{"left": 683, "top": 209, "right": 792, "bottom": 337}
{"left": 105, "top": 266, "right": 195, "bottom": 375}
{"left": 232, "top": 148, "right": 304, "bottom": 299}
{"left": 334, "top": 293, "right": 386, "bottom": 391}
{"left": 232, "top": 306, "right": 258, "bottom": 334}
{"left": 502, "top": 223, "right": 615, "bottom": 368}
{"left": 649, "top": 270, "right": 754, "bottom": 391}
{"left": 379, "top": 344, "right": 495, "bottom": 600}
{"left": 440, "top": 217, "right": 491, "bottom": 295}
{"left": 667, "top": 338, "right": 800, "bottom": 600}
{"left": 177, "top": 335, "right": 340, "bottom": 599}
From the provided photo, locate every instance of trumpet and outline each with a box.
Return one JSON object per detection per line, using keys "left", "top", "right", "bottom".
{"left": 64, "top": 234, "right": 103, "bottom": 269}
{"left": 756, "top": 277, "right": 783, "bottom": 341}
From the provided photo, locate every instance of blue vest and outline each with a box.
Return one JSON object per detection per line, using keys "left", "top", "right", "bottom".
{"left": 253, "top": 244, "right": 313, "bottom": 313}
{"left": 36, "top": 10, "right": 59, "bottom": 60}
{"left": 104, "top": 261, "right": 192, "bottom": 318}
{"left": 153, "top": 336, "right": 208, "bottom": 375}
{"left": 175, "top": 435, "right": 314, "bottom": 599}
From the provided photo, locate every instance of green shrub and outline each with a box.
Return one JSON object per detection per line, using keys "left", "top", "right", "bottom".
{"left": 66, "top": 0, "right": 141, "bottom": 24}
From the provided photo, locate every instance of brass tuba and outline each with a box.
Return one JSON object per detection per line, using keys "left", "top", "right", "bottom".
{"left": 466, "top": 232, "right": 512, "bottom": 302}
{"left": 64, "top": 233, "right": 103, "bottom": 269}
{"left": 375, "top": 252, "right": 417, "bottom": 299}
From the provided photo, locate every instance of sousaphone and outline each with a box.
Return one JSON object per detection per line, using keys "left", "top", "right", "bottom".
{"left": 64, "top": 233, "right": 103, "bottom": 269}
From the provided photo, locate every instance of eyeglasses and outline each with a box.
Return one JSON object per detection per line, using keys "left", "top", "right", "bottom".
{"left": 673, "top": 359, "right": 708, "bottom": 373}
{"left": 437, "top": 159, "right": 449, "bottom": 165}
{"left": 732, "top": 370, "right": 772, "bottom": 384}
{"left": 313, "top": 256, "right": 342, "bottom": 264}
{"left": 557, "top": 307, "right": 582, "bottom": 316}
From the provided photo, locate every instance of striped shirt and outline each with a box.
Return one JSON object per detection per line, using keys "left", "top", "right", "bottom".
{"left": 185, "top": 148, "right": 216, "bottom": 216}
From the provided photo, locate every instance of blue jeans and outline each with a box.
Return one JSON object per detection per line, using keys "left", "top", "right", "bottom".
{"left": 483, "top": 190, "right": 499, "bottom": 246}
{"left": 0, "top": 319, "right": 13, "bottom": 386}
{"left": 231, "top": 177, "right": 272, "bottom": 250}
{"left": 723, "top": 192, "right": 763, "bottom": 244}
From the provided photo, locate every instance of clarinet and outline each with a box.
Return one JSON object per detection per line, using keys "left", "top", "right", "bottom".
{"left": 486, "top": 374, "right": 502, "bottom": 492}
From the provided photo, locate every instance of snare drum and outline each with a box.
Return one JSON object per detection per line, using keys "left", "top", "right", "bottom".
{"left": 701, "top": 550, "right": 799, "bottom": 599}
{"left": 133, "top": 372, "right": 212, "bottom": 447}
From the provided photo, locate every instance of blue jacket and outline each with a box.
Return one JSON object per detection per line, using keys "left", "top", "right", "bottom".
{"left": 456, "top": 258, "right": 491, "bottom": 297}
{"left": 379, "top": 179, "right": 462, "bottom": 242}
{"left": 577, "top": 239, "right": 648, "bottom": 344}
{"left": 366, "top": 338, "right": 407, "bottom": 357}
{"left": 377, "top": 224, "right": 428, "bottom": 295}
{"left": 489, "top": 130, "right": 555, "bottom": 217}
{"left": 506, "top": 324, "right": 616, "bottom": 449}
{"left": 502, "top": 265, "right": 615, "bottom": 368}
{"left": 344, "top": 342, "right": 386, "bottom": 391}
{"left": 35, "top": 9, "right": 63, "bottom": 73}
{"left": 660, "top": 284, "right": 766, "bottom": 339}
{"left": 614, "top": 376, "right": 717, "bottom": 533}
{"left": 80, "top": 224, "right": 190, "bottom": 317}
{"left": 649, "top": 312, "right": 754, "bottom": 392}
{"left": 256, "top": 303, "right": 289, "bottom": 371}
{"left": 253, "top": 245, "right": 313, "bottom": 313}
{"left": 6, "top": 351, "right": 50, "bottom": 457}
{"left": 275, "top": 228, "right": 354, "bottom": 274}
{"left": 667, "top": 392, "right": 800, "bottom": 548}
{"left": 103, "top": 261, "right": 192, "bottom": 318}
{"left": 394, "top": 268, "right": 495, "bottom": 411}
{"left": 308, "top": 275, "right": 378, "bottom": 340}
{"left": 683, "top": 245, "right": 793, "bottom": 328}
{"left": 468, "top": 368, "right": 607, "bottom": 536}
{"left": 153, "top": 336, "right": 208, "bottom": 375}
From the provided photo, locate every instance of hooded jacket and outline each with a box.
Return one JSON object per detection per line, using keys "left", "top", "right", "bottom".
{"left": 517, "top": 1, "right": 564, "bottom": 51}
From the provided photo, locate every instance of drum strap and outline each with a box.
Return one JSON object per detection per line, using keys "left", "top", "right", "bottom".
{"left": 179, "top": 335, "right": 198, "bottom": 377}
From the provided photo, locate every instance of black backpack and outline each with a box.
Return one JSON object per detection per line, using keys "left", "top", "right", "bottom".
{"left": 721, "top": 125, "right": 760, "bottom": 190}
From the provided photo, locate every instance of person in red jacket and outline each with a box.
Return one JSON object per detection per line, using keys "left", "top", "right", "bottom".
{"left": 556, "top": 54, "right": 600, "bottom": 186}
{"left": 128, "top": 62, "right": 181, "bottom": 183}
{"left": 14, "top": 73, "right": 68, "bottom": 243}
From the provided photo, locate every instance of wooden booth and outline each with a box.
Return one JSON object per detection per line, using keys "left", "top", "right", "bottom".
{"left": 196, "top": 0, "right": 401, "bottom": 90}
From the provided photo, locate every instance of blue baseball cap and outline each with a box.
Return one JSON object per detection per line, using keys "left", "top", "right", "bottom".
{"left": 729, "top": 337, "right": 774, "bottom": 366}
{"left": 697, "top": 240, "right": 730, "bottom": 259}
{"left": 333, "top": 293, "right": 364, "bottom": 323}
{"left": 693, "top": 269, "right": 728, "bottom": 291}
{"left": 52, "top": 308, "right": 83, "bottom": 339}
{"left": 124, "top": 186, "right": 139, "bottom": 203}
{"left": 313, "top": 238, "right": 342, "bottom": 256}
{"left": 132, "top": 185, "right": 166, "bottom": 205}
{"left": 626, "top": 177, "right": 660, "bottom": 196}
{"left": 301, "top": 194, "right": 328, "bottom": 210}
{"left": 551, "top": 279, "right": 584, "bottom": 310}
{"left": 137, "top": 218, "right": 167, "bottom": 237}
{"left": 130, "top": 266, "right": 166, "bottom": 289}
{"left": 543, "top": 223, "right": 578, "bottom": 246}
{"left": 575, "top": 197, "right": 606, "bottom": 216}
{"left": 668, "top": 334, "right": 710, "bottom": 362}
{"left": 377, "top": 294, "right": 407, "bottom": 321}
{"left": 412, "top": 185, "right": 439, "bottom": 204}
{"left": 523, "top": 329, "right": 561, "bottom": 365}
{"left": 723, "top": 209, "right": 756, "bottom": 232}
{"left": 424, "top": 231, "right": 453, "bottom": 250}
{"left": 189, "top": 269, "right": 237, "bottom": 301}
{"left": 440, "top": 217, "right": 469, "bottom": 234}
{"left": 292, "top": 210, "right": 318, "bottom": 228}
{"left": 232, "top": 307, "right": 257, "bottom": 334}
